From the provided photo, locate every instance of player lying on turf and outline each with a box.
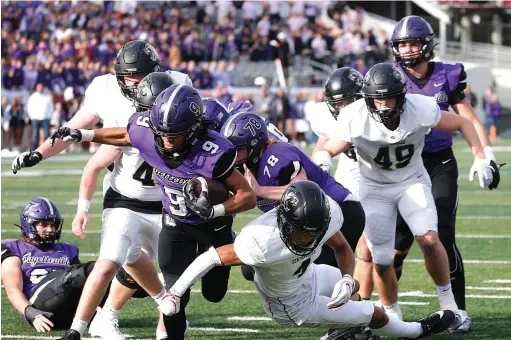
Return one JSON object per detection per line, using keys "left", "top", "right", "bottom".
{"left": 158, "top": 181, "right": 455, "bottom": 339}
{"left": 48, "top": 84, "right": 256, "bottom": 340}
{"left": 0, "top": 197, "right": 155, "bottom": 334}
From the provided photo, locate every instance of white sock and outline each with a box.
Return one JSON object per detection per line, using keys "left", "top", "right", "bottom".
{"left": 103, "top": 302, "right": 119, "bottom": 320}
{"left": 70, "top": 318, "right": 89, "bottom": 336}
{"left": 437, "top": 284, "right": 459, "bottom": 312}
{"left": 383, "top": 302, "right": 402, "bottom": 320}
{"left": 156, "top": 328, "right": 168, "bottom": 340}
{"left": 371, "top": 314, "right": 422, "bottom": 338}
{"left": 152, "top": 288, "right": 167, "bottom": 304}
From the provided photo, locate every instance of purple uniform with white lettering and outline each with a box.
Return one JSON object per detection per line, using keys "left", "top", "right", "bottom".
{"left": 128, "top": 111, "right": 236, "bottom": 224}
{"left": 255, "top": 142, "right": 351, "bottom": 212}
{"left": 1, "top": 239, "right": 79, "bottom": 298}
{"left": 397, "top": 61, "right": 466, "bottom": 152}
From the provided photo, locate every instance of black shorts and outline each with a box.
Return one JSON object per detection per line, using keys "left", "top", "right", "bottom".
{"left": 395, "top": 147, "right": 459, "bottom": 251}
{"left": 158, "top": 212, "right": 234, "bottom": 303}
{"left": 28, "top": 261, "right": 97, "bottom": 329}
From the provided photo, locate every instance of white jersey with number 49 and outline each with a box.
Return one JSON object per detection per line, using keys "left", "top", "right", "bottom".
{"left": 81, "top": 71, "right": 192, "bottom": 201}
{"left": 233, "top": 196, "right": 343, "bottom": 298}
{"left": 335, "top": 94, "right": 441, "bottom": 184}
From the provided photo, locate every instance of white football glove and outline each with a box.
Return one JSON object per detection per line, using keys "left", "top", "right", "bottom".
{"left": 469, "top": 158, "right": 493, "bottom": 188}
{"left": 158, "top": 288, "right": 181, "bottom": 316}
{"left": 311, "top": 150, "right": 334, "bottom": 175}
{"left": 327, "top": 274, "right": 355, "bottom": 310}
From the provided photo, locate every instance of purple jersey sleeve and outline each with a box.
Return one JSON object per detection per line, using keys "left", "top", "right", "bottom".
{"left": 255, "top": 142, "right": 350, "bottom": 212}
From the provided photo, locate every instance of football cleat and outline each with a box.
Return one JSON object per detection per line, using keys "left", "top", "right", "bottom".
{"left": 415, "top": 310, "right": 455, "bottom": 338}
{"left": 448, "top": 310, "right": 472, "bottom": 333}
{"left": 59, "top": 329, "right": 81, "bottom": 340}
{"left": 89, "top": 307, "right": 126, "bottom": 340}
{"left": 320, "top": 327, "right": 381, "bottom": 340}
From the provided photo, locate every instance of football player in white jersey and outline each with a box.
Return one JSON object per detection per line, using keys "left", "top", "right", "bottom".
{"left": 321, "top": 63, "right": 493, "bottom": 324}
{"left": 11, "top": 41, "right": 191, "bottom": 340}
{"left": 158, "top": 181, "right": 455, "bottom": 339}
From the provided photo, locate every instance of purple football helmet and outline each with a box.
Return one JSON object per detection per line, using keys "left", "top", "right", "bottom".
{"left": 202, "top": 97, "right": 231, "bottom": 133}
{"left": 391, "top": 16, "right": 435, "bottom": 67}
{"left": 19, "top": 197, "right": 63, "bottom": 246}
{"left": 220, "top": 112, "right": 269, "bottom": 166}
{"left": 227, "top": 100, "right": 256, "bottom": 115}
{"left": 149, "top": 84, "right": 203, "bottom": 162}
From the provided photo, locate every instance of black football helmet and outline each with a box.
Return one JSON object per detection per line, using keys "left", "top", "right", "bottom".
{"left": 324, "top": 67, "right": 364, "bottom": 119}
{"left": 362, "top": 63, "right": 407, "bottom": 124}
{"left": 134, "top": 72, "right": 175, "bottom": 111}
{"left": 277, "top": 181, "right": 331, "bottom": 256}
{"left": 114, "top": 40, "right": 161, "bottom": 100}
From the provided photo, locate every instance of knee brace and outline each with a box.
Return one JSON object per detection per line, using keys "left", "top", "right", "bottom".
{"left": 116, "top": 267, "right": 149, "bottom": 298}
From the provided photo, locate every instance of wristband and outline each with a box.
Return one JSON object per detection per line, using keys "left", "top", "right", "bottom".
{"left": 484, "top": 146, "right": 496, "bottom": 162}
{"left": 80, "top": 129, "right": 95, "bottom": 142}
{"left": 77, "top": 198, "right": 91, "bottom": 212}
{"left": 212, "top": 204, "right": 225, "bottom": 218}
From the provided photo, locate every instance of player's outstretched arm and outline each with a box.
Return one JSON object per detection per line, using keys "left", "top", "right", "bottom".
{"left": 435, "top": 111, "right": 493, "bottom": 188}
{"left": 73, "top": 145, "right": 122, "bottom": 239}
{"left": 12, "top": 110, "right": 100, "bottom": 174}
{"left": 158, "top": 245, "right": 243, "bottom": 316}
{"left": 244, "top": 165, "right": 308, "bottom": 200}
{"left": 49, "top": 127, "right": 131, "bottom": 147}
{"left": 311, "top": 137, "right": 334, "bottom": 174}
{"left": 323, "top": 137, "right": 352, "bottom": 158}
{"left": 453, "top": 98, "right": 493, "bottom": 150}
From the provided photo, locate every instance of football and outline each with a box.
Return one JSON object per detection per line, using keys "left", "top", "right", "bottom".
{"left": 191, "top": 177, "right": 230, "bottom": 205}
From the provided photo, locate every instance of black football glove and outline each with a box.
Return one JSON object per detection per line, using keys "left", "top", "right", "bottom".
{"left": 12, "top": 150, "right": 42, "bottom": 174}
{"left": 183, "top": 179, "right": 214, "bottom": 219}
{"left": 24, "top": 305, "right": 53, "bottom": 324}
{"left": 49, "top": 127, "right": 83, "bottom": 146}
{"left": 488, "top": 161, "right": 506, "bottom": 190}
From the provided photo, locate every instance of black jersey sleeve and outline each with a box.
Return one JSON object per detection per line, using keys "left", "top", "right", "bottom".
{"left": 1, "top": 243, "right": 15, "bottom": 263}
{"left": 212, "top": 148, "right": 237, "bottom": 182}
{"left": 277, "top": 160, "right": 303, "bottom": 185}
{"left": 448, "top": 69, "right": 467, "bottom": 106}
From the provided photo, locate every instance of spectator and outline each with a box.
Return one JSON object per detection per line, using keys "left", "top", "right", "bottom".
{"left": 485, "top": 94, "right": 502, "bottom": 137}
{"left": 4, "top": 95, "right": 28, "bottom": 152}
{"left": 292, "top": 90, "right": 310, "bottom": 147}
{"left": 311, "top": 32, "right": 327, "bottom": 64}
{"left": 26, "top": 83, "right": 53, "bottom": 150}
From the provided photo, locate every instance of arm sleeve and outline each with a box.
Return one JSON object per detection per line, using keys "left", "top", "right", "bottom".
{"left": 277, "top": 160, "right": 303, "bottom": 185}
{"left": 233, "top": 229, "right": 266, "bottom": 266}
{"left": 212, "top": 148, "right": 237, "bottom": 181}
{"left": 448, "top": 68, "right": 467, "bottom": 106}
{"left": 1, "top": 243, "right": 15, "bottom": 263}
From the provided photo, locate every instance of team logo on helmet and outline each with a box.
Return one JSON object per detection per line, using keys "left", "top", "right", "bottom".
{"left": 349, "top": 70, "right": 363, "bottom": 86}
{"left": 189, "top": 102, "right": 201, "bottom": 116}
{"left": 144, "top": 44, "right": 159, "bottom": 62}
{"left": 393, "top": 68, "right": 405, "bottom": 82}
{"left": 137, "top": 80, "right": 149, "bottom": 97}
{"left": 283, "top": 191, "right": 300, "bottom": 211}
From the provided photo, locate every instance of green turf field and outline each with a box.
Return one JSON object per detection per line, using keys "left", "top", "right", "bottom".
{"left": 2, "top": 138, "right": 510, "bottom": 340}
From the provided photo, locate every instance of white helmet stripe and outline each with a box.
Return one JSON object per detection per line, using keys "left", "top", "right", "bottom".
{"left": 40, "top": 197, "right": 54, "bottom": 215}
{"left": 162, "top": 84, "right": 185, "bottom": 128}
{"left": 399, "top": 16, "right": 410, "bottom": 38}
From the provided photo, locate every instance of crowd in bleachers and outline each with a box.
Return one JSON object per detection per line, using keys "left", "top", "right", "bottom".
{"left": 1, "top": 0, "right": 392, "bottom": 153}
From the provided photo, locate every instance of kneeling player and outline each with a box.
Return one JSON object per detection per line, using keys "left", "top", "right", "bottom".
{"left": 159, "top": 181, "right": 455, "bottom": 339}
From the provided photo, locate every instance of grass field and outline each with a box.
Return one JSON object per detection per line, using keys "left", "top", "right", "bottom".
{"left": 1, "top": 138, "right": 511, "bottom": 340}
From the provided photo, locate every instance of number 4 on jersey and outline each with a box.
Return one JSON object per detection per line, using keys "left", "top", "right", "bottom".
{"left": 374, "top": 145, "right": 414, "bottom": 170}
{"left": 133, "top": 162, "right": 155, "bottom": 186}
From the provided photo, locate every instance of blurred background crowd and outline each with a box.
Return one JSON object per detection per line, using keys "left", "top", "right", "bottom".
{"left": 0, "top": 0, "right": 502, "bottom": 154}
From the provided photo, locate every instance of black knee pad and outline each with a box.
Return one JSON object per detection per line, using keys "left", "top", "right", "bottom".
{"left": 201, "top": 266, "right": 230, "bottom": 303}
{"left": 116, "top": 267, "right": 150, "bottom": 298}
{"left": 339, "top": 200, "right": 366, "bottom": 252}
{"left": 393, "top": 253, "right": 408, "bottom": 269}
{"left": 241, "top": 264, "right": 255, "bottom": 282}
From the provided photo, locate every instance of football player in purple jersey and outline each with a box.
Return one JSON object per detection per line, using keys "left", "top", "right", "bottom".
{"left": 202, "top": 97, "right": 231, "bottom": 133}
{"left": 220, "top": 111, "right": 365, "bottom": 262}
{"left": 1, "top": 197, "right": 94, "bottom": 332}
{"left": 48, "top": 84, "right": 256, "bottom": 340}
{"left": 355, "top": 15, "right": 503, "bottom": 333}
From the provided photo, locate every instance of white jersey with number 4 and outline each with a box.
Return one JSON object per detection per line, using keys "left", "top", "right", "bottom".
{"left": 82, "top": 71, "right": 192, "bottom": 201}
{"left": 335, "top": 94, "right": 441, "bottom": 184}
{"left": 233, "top": 196, "right": 343, "bottom": 298}
{"left": 309, "top": 101, "right": 360, "bottom": 196}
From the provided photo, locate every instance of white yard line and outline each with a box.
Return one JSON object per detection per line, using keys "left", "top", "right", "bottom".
{"left": 484, "top": 280, "right": 511, "bottom": 284}
{"left": 228, "top": 316, "right": 272, "bottom": 321}
{"left": 466, "top": 286, "right": 511, "bottom": 291}
{"left": 189, "top": 327, "right": 259, "bottom": 333}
